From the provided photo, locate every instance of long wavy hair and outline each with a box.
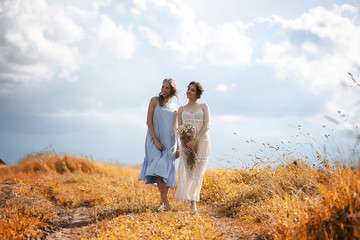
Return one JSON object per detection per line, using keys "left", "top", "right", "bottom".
{"left": 158, "top": 78, "right": 178, "bottom": 106}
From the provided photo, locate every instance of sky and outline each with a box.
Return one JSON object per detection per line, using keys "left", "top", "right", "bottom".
{"left": 0, "top": 0, "right": 360, "bottom": 168}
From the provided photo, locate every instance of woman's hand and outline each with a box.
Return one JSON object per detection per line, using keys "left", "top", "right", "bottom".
{"left": 181, "top": 141, "right": 191, "bottom": 156}
{"left": 186, "top": 138, "right": 198, "bottom": 149}
{"left": 154, "top": 140, "right": 165, "bottom": 151}
{"left": 182, "top": 146, "right": 191, "bottom": 156}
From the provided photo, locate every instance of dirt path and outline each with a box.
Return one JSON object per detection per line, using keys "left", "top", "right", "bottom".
{"left": 199, "top": 203, "right": 266, "bottom": 239}
{"left": 1, "top": 181, "right": 251, "bottom": 239}
{"left": 43, "top": 205, "right": 253, "bottom": 240}
{"left": 210, "top": 216, "right": 260, "bottom": 240}
{"left": 198, "top": 205, "right": 256, "bottom": 240}
{"left": 0, "top": 182, "right": 252, "bottom": 240}
{"left": 44, "top": 207, "right": 95, "bottom": 240}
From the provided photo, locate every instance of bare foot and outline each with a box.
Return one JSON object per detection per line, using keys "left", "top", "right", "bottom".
{"left": 157, "top": 204, "right": 164, "bottom": 212}
{"left": 190, "top": 202, "right": 197, "bottom": 211}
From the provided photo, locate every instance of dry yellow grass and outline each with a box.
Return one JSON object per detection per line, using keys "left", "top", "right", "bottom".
{"left": 0, "top": 152, "right": 359, "bottom": 239}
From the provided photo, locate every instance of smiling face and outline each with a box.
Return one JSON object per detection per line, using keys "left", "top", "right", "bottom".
{"left": 161, "top": 81, "right": 173, "bottom": 98}
{"left": 186, "top": 83, "right": 198, "bottom": 100}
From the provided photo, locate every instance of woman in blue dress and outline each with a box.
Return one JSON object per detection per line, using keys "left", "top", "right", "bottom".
{"left": 138, "top": 78, "right": 179, "bottom": 211}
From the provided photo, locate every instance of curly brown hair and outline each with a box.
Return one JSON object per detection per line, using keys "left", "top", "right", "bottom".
{"left": 188, "top": 81, "right": 204, "bottom": 99}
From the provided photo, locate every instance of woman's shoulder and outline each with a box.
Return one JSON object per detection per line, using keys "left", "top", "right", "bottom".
{"left": 198, "top": 102, "right": 208, "bottom": 109}
{"left": 150, "top": 96, "right": 158, "bottom": 101}
{"left": 174, "top": 102, "right": 179, "bottom": 110}
{"left": 178, "top": 105, "right": 185, "bottom": 112}
{"left": 148, "top": 96, "right": 158, "bottom": 108}
{"left": 150, "top": 96, "right": 158, "bottom": 103}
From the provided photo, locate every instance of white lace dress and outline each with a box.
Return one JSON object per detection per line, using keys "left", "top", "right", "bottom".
{"left": 175, "top": 108, "right": 211, "bottom": 202}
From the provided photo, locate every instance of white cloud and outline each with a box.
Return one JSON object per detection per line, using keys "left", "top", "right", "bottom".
{"left": 0, "top": 62, "right": 54, "bottom": 84}
{"left": 211, "top": 114, "right": 302, "bottom": 142}
{"left": 132, "top": 0, "right": 147, "bottom": 15}
{"left": 207, "top": 22, "right": 252, "bottom": 66}
{"left": 131, "top": 8, "right": 142, "bottom": 16}
{"left": 325, "top": 78, "right": 360, "bottom": 134}
{"left": 215, "top": 83, "right": 237, "bottom": 92}
{"left": 92, "top": 0, "right": 111, "bottom": 10}
{"left": 334, "top": 4, "right": 358, "bottom": 15}
{"left": 98, "top": 15, "right": 136, "bottom": 59}
{"left": 139, "top": 27, "right": 163, "bottom": 48}
{"left": 41, "top": 107, "right": 146, "bottom": 128}
{"left": 258, "top": 4, "right": 360, "bottom": 90}
{"left": 138, "top": 0, "right": 253, "bottom": 67}
{"left": 301, "top": 42, "right": 318, "bottom": 54}
{"left": 0, "top": 0, "right": 84, "bottom": 83}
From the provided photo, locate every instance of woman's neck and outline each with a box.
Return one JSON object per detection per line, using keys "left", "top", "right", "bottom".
{"left": 161, "top": 96, "right": 172, "bottom": 102}
{"left": 187, "top": 99, "right": 198, "bottom": 105}
{"left": 159, "top": 96, "right": 172, "bottom": 107}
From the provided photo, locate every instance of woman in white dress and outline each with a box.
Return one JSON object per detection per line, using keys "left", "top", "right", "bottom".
{"left": 175, "top": 81, "right": 210, "bottom": 211}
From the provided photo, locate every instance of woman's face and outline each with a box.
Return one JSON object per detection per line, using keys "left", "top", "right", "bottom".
{"left": 161, "top": 81, "right": 172, "bottom": 98}
{"left": 186, "top": 84, "right": 197, "bottom": 100}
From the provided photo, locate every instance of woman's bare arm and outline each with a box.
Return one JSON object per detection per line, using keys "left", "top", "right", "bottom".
{"left": 146, "top": 97, "right": 165, "bottom": 151}
{"left": 173, "top": 108, "right": 180, "bottom": 158}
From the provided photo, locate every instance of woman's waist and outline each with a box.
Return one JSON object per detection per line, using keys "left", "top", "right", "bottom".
{"left": 197, "top": 133, "right": 209, "bottom": 141}
{"left": 182, "top": 118, "right": 203, "bottom": 124}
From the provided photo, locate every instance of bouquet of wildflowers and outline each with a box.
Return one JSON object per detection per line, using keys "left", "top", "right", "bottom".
{"left": 178, "top": 122, "right": 198, "bottom": 170}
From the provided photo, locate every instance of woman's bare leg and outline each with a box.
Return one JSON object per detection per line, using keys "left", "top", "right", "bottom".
{"left": 157, "top": 177, "right": 171, "bottom": 211}
{"left": 190, "top": 201, "right": 197, "bottom": 211}
{"left": 156, "top": 183, "right": 164, "bottom": 210}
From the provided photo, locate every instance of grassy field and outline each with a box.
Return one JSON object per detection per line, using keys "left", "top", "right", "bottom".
{"left": 0, "top": 152, "right": 359, "bottom": 239}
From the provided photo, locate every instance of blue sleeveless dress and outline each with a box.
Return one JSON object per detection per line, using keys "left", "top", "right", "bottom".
{"left": 138, "top": 98, "right": 178, "bottom": 188}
